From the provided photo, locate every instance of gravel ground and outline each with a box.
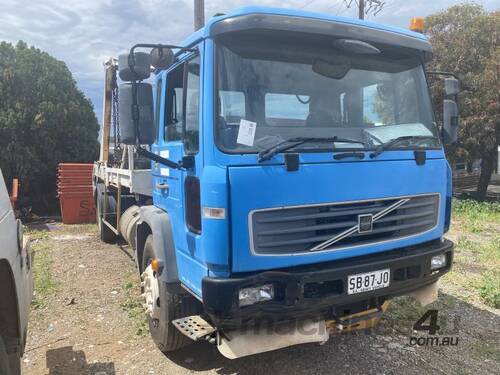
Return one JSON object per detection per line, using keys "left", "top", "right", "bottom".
{"left": 21, "top": 223, "right": 499, "bottom": 375}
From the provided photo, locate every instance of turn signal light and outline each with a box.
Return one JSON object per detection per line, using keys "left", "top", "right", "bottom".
{"left": 410, "top": 17, "right": 424, "bottom": 33}
{"left": 202, "top": 207, "right": 226, "bottom": 219}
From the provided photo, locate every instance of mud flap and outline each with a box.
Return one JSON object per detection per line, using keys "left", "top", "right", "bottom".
{"left": 217, "top": 320, "right": 329, "bottom": 359}
{"left": 407, "top": 280, "right": 439, "bottom": 306}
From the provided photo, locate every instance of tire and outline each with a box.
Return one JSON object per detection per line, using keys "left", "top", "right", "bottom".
{"left": 96, "top": 184, "right": 117, "bottom": 244}
{"left": 141, "top": 235, "right": 201, "bottom": 352}
{"left": 8, "top": 352, "right": 20, "bottom": 375}
{"left": 0, "top": 318, "right": 21, "bottom": 375}
{"left": 0, "top": 335, "right": 12, "bottom": 375}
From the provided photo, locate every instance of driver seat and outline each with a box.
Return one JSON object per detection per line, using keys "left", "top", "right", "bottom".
{"left": 306, "top": 94, "right": 341, "bottom": 127}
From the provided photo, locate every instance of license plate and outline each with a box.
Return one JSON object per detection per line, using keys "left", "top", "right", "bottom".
{"left": 347, "top": 269, "right": 390, "bottom": 295}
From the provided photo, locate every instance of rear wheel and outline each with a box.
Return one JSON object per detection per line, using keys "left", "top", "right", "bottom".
{"left": 96, "top": 184, "right": 117, "bottom": 244}
{"left": 141, "top": 235, "right": 201, "bottom": 352}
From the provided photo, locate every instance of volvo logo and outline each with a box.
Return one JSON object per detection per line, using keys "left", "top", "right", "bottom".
{"left": 358, "top": 214, "right": 373, "bottom": 233}
{"left": 309, "top": 198, "right": 411, "bottom": 252}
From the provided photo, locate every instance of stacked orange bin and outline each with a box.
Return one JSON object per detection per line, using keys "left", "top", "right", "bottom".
{"left": 57, "top": 163, "right": 96, "bottom": 224}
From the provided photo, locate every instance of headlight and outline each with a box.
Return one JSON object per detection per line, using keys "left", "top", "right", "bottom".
{"left": 430, "top": 254, "right": 447, "bottom": 270}
{"left": 238, "top": 284, "right": 274, "bottom": 307}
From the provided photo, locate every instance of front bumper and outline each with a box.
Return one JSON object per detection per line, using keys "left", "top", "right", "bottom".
{"left": 202, "top": 239, "right": 454, "bottom": 328}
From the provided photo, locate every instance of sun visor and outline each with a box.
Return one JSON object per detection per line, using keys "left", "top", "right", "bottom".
{"left": 211, "top": 13, "right": 432, "bottom": 62}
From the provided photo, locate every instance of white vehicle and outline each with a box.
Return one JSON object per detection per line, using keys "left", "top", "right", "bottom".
{"left": 0, "top": 170, "right": 32, "bottom": 375}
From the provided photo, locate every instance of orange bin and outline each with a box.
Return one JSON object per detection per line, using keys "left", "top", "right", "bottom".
{"left": 57, "top": 163, "right": 96, "bottom": 224}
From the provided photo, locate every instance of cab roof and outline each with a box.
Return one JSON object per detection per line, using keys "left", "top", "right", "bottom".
{"left": 180, "top": 6, "right": 429, "bottom": 48}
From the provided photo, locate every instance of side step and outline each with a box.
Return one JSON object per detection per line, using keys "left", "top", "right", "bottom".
{"left": 172, "top": 315, "right": 216, "bottom": 341}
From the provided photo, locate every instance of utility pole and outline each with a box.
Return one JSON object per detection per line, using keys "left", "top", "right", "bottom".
{"left": 194, "top": 0, "right": 205, "bottom": 31}
{"left": 358, "top": 0, "right": 365, "bottom": 19}
{"left": 343, "top": 1, "right": 385, "bottom": 20}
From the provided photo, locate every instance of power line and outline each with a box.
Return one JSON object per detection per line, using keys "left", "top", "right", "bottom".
{"left": 329, "top": 1, "right": 350, "bottom": 16}
{"left": 303, "top": 1, "right": 348, "bottom": 16}
{"left": 343, "top": 0, "right": 386, "bottom": 19}
{"left": 300, "top": 0, "right": 319, "bottom": 9}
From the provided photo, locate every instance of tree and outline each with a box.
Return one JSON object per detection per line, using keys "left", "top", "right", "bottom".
{"left": 0, "top": 41, "right": 99, "bottom": 213}
{"left": 425, "top": 4, "right": 500, "bottom": 199}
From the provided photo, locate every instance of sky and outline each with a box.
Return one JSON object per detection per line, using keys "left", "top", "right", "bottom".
{"left": 0, "top": 0, "right": 498, "bottom": 125}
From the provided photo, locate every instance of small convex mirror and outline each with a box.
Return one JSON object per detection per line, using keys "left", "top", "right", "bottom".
{"left": 151, "top": 47, "right": 174, "bottom": 70}
{"left": 118, "top": 52, "right": 151, "bottom": 81}
{"left": 444, "top": 77, "right": 460, "bottom": 96}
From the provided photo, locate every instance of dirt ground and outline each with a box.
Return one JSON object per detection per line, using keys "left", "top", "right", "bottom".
{"left": 21, "top": 222, "right": 499, "bottom": 375}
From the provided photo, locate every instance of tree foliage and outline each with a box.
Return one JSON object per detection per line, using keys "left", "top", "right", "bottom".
{"left": 425, "top": 4, "right": 500, "bottom": 198}
{"left": 0, "top": 41, "right": 99, "bottom": 213}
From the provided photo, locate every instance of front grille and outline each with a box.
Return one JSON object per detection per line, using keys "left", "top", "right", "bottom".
{"left": 250, "top": 194, "right": 440, "bottom": 255}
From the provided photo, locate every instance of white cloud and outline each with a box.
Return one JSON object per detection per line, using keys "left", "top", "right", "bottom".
{"left": 1, "top": 0, "right": 497, "bottom": 123}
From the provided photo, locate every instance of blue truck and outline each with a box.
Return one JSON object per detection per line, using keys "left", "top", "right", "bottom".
{"left": 93, "top": 6, "right": 460, "bottom": 358}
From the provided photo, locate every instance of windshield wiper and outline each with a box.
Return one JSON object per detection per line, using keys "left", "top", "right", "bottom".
{"left": 258, "top": 136, "right": 368, "bottom": 162}
{"left": 369, "top": 135, "right": 439, "bottom": 159}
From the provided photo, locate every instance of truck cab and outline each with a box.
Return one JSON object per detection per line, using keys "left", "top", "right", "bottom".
{"left": 97, "top": 6, "right": 458, "bottom": 358}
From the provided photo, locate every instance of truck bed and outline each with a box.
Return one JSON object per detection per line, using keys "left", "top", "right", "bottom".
{"left": 93, "top": 163, "right": 152, "bottom": 197}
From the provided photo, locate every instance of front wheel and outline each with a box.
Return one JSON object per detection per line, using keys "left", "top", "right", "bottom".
{"left": 141, "top": 235, "right": 201, "bottom": 352}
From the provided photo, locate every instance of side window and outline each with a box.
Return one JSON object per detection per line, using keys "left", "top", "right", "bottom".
{"left": 155, "top": 78, "right": 162, "bottom": 139}
{"left": 164, "top": 64, "right": 184, "bottom": 141}
{"left": 184, "top": 56, "right": 200, "bottom": 154}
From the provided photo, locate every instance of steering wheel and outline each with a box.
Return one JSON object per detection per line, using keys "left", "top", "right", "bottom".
{"left": 295, "top": 95, "right": 311, "bottom": 104}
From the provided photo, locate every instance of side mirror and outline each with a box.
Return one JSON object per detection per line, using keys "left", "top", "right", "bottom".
{"left": 118, "top": 52, "right": 151, "bottom": 81}
{"left": 151, "top": 47, "right": 174, "bottom": 70}
{"left": 444, "top": 77, "right": 460, "bottom": 96}
{"left": 443, "top": 99, "right": 459, "bottom": 145}
{"left": 119, "top": 82, "right": 155, "bottom": 145}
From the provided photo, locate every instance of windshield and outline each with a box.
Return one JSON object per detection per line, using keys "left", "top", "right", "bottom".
{"left": 215, "top": 33, "right": 439, "bottom": 153}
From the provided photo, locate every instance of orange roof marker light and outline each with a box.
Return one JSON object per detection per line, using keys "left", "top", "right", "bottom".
{"left": 151, "top": 258, "right": 159, "bottom": 273}
{"left": 410, "top": 17, "right": 425, "bottom": 33}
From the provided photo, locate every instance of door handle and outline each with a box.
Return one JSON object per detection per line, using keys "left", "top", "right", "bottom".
{"left": 156, "top": 182, "right": 169, "bottom": 191}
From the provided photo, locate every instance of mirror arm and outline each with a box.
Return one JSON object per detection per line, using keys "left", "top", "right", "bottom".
{"left": 125, "top": 44, "right": 199, "bottom": 162}
{"left": 126, "top": 44, "right": 197, "bottom": 146}
{"left": 129, "top": 43, "right": 196, "bottom": 62}
{"left": 426, "top": 70, "right": 460, "bottom": 81}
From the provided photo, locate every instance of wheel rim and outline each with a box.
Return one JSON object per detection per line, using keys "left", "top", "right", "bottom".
{"left": 141, "top": 263, "right": 160, "bottom": 320}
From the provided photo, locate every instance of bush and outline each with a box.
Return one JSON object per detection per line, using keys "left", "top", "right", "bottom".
{"left": 0, "top": 41, "right": 99, "bottom": 214}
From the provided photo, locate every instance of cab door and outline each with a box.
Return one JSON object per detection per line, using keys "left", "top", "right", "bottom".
{"left": 151, "top": 47, "right": 204, "bottom": 283}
